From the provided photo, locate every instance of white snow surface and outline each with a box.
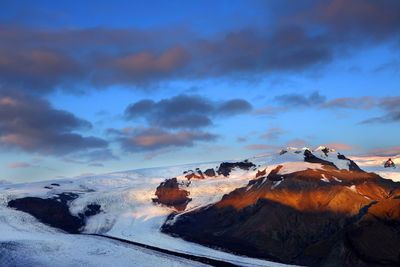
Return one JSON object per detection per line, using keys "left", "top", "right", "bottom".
{"left": 2, "top": 147, "right": 399, "bottom": 266}
{"left": 0, "top": 158, "right": 295, "bottom": 267}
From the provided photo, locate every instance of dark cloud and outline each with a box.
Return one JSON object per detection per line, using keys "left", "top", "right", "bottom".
{"left": 319, "top": 96, "right": 400, "bottom": 124}
{"left": 374, "top": 60, "right": 400, "bottom": 73}
{"left": 1, "top": 0, "right": 399, "bottom": 94}
{"left": 275, "top": 91, "right": 326, "bottom": 107}
{"left": 111, "top": 126, "right": 218, "bottom": 152}
{"left": 361, "top": 111, "right": 400, "bottom": 124}
{"left": 218, "top": 99, "right": 252, "bottom": 115}
{"left": 0, "top": 90, "right": 108, "bottom": 155}
{"left": 306, "top": 0, "right": 400, "bottom": 41}
{"left": 125, "top": 94, "right": 252, "bottom": 129}
{"left": 260, "top": 127, "right": 288, "bottom": 140}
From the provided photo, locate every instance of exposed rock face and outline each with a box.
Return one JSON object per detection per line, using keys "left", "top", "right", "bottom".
{"left": 153, "top": 178, "right": 191, "bottom": 211}
{"left": 216, "top": 160, "right": 255, "bottom": 176}
{"left": 162, "top": 166, "right": 400, "bottom": 266}
{"left": 185, "top": 171, "right": 204, "bottom": 180}
{"left": 337, "top": 153, "right": 364, "bottom": 172}
{"left": 204, "top": 168, "right": 216, "bottom": 177}
{"left": 255, "top": 168, "right": 266, "bottom": 178}
{"left": 304, "top": 149, "right": 338, "bottom": 168}
{"left": 7, "top": 193, "right": 102, "bottom": 234}
{"left": 384, "top": 158, "right": 396, "bottom": 168}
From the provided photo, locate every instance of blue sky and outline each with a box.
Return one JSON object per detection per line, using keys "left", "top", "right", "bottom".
{"left": 1, "top": 0, "right": 400, "bottom": 183}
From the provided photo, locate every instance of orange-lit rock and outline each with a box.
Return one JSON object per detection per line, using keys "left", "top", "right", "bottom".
{"left": 163, "top": 165, "right": 400, "bottom": 266}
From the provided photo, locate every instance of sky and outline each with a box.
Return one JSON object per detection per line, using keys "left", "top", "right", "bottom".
{"left": 0, "top": 0, "right": 400, "bottom": 183}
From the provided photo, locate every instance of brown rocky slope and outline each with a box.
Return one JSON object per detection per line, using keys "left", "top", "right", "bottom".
{"left": 162, "top": 164, "right": 400, "bottom": 266}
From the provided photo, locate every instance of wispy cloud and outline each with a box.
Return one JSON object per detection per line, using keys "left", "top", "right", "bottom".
{"left": 260, "top": 127, "right": 287, "bottom": 140}
{"left": 7, "top": 162, "right": 32, "bottom": 168}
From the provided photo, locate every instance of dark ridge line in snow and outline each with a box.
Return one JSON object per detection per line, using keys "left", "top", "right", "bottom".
{"left": 81, "top": 233, "right": 238, "bottom": 267}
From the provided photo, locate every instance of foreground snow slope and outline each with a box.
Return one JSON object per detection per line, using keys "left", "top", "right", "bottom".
{"left": 1, "top": 162, "right": 292, "bottom": 266}
{"left": 0, "top": 203, "right": 208, "bottom": 267}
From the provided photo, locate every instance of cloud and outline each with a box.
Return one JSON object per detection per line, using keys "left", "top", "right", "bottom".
{"left": 304, "top": 0, "right": 400, "bottom": 41}
{"left": 0, "top": 90, "right": 108, "bottom": 155}
{"left": 252, "top": 106, "right": 288, "bottom": 116}
{"left": 111, "top": 126, "right": 218, "bottom": 152}
{"left": 0, "top": 179, "right": 11, "bottom": 185}
{"left": 367, "top": 145, "right": 400, "bottom": 156}
{"left": 7, "top": 162, "right": 32, "bottom": 168}
{"left": 144, "top": 147, "right": 176, "bottom": 160}
{"left": 125, "top": 94, "right": 252, "bottom": 129}
{"left": 260, "top": 127, "right": 287, "bottom": 140}
{"left": 286, "top": 139, "right": 307, "bottom": 147}
{"left": 245, "top": 144, "right": 280, "bottom": 150}
{"left": 218, "top": 99, "right": 252, "bottom": 115}
{"left": 254, "top": 92, "right": 325, "bottom": 118}
{"left": 1, "top": 0, "right": 399, "bottom": 94}
{"left": 360, "top": 96, "right": 400, "bottom": 123}
{"left": 317, "top": 96, "right": 400, "bottom": 124}
{"left": 236, "top": 137, "right": 247, "bottom": 142}
{"left": 322, "top": 142, "right": 355, "bottom": 150}
{"left": 320, "top": 96, "right": 377, "bottom": 109}
{"left": 275, "top": 91, "right": 326, "bottom": 107}
{"left": 88, "top": 162, "right": 104, "bottom": 167}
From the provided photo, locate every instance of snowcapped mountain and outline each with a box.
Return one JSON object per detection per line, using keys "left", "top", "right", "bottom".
{"left": 1, "top": 147, "right": 400, "bottom": 266}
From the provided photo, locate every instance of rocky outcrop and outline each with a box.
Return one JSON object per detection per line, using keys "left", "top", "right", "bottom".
{"left": 216, "top": 160, "right": 255, "bottom": 176}
{"left": 304, "top": 149, "right": 338, "bottom": 168}
{"left": 384, "top": 158, "right": 396, "bottom": 168}
{"left": 337, "top": 153, "right": 364, "bottom": 172}
{"left": 153, "top": 178, "right": 191, "bottom": 211}
{"left": 185, "top": 169, "right": 205, "bottom": 180}
{"left": 162, "top": 166, "right": 400, "bottom": 266}
{"left": 7, "top": 193, "right": 102, "bottom": 234}
{"left": 204, "top": 168, "right": 216, "bottom": 177}
{"left": 255, "top": 168, "right": 266, "bottom": 178}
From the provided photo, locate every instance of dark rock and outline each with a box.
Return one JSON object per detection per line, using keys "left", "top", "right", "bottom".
{"left": 255, "top": 168, "right": 266, "bottom": 178}
{"left": 337, "top": 154, "right": 364, "bottom": 172}
{"left": 51, "top": 183, "right": 60, "bottom": 186}
{"left": 384, "top": 158, "right": 396, "bottom": 168}
{"left": 266, "top": 165, "right": 284, "bottom": 181}
{"left": 8, "top": 197, "right": 83, "bottom": 233}
{"left": 204, "top": 168, "right": 216, "bottom": 177}
{"left": 7, "top": 193, "right": 101, "bottom": 234}
{"left": 217, "top": 161, "right": 256, "bottom": 177}
{"left": 304, "top": 149, "right": 337, "bottom": 168}
{"left": 44, "top": 186, "right": 52, "bottom": 189}
{"left": 185, "top": 170, "right": 204, "bottom": 180}
{"left": 81, "top": 204, "right": 102, "bottom": 217}
{"left": 321, "top": 147, "right": 330, "bottom": 156}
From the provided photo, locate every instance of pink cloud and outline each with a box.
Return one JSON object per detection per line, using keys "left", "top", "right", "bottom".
{"left": 114, "top": 46, "right": 190, "bottom": 73}
{"left": 7, "top": 162, "right": 32, "bottom": 168}
{"left": 286, "top": 139, "right": 307, "bottom": 147}
{"left": 245, "top": 144, "right": 280, "bottom": 150}
{"left": 367, "top": 146, "right": 400, "bottom": 156}
{"left": 322, "top": 142, "right": 354, "bottom": 150}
